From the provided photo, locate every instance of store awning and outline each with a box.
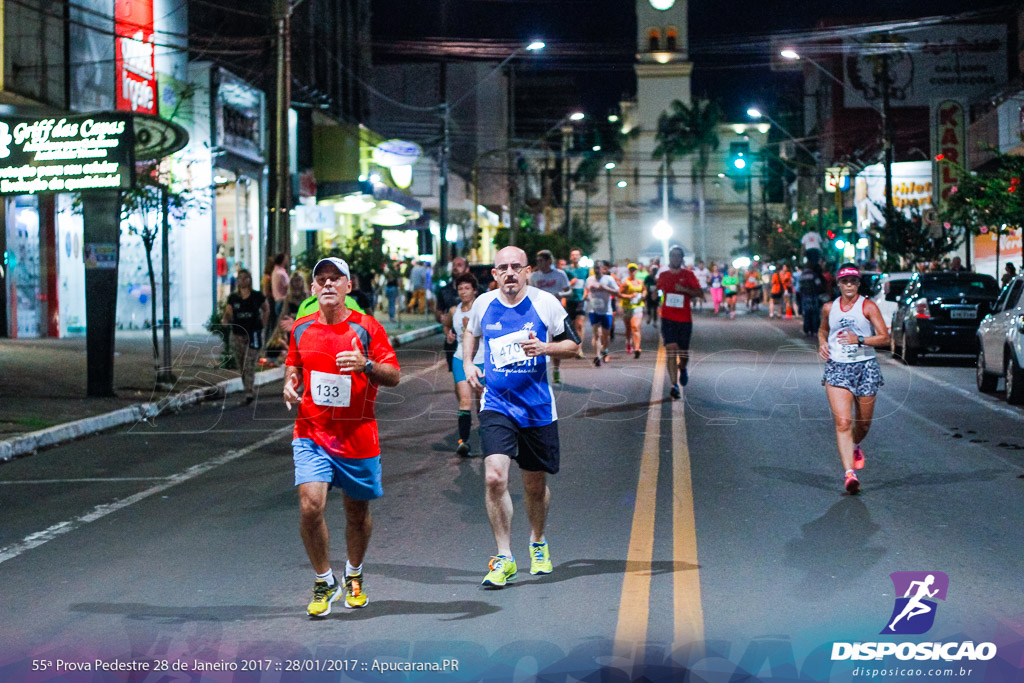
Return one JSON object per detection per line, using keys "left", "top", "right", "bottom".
{"left": 317, "top": 180, "right": 422, "bottom": 227}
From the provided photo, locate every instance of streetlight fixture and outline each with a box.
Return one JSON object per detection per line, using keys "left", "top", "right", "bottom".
{"left": 617, "top": 180, "right": 628, "bottom": 188}
{"left": 593, "top": 145, "right": 602, "bottom": 152}
{"left": 779, "top": 48, "right": 799, "bottom": 61}
{"left": 653, "top": 219, "right": 673, "bottom": 264}
{"left": 527, "top": 41, "right": 546, "bottom": 51}
{"left": 608, "top": 114, "right": 619, "bottom": 123}
{"left": 569, "top": 112, "right": 585, "bottom": 121}
{"left": 605, "top": 162, "right": 616, "bottom": 170}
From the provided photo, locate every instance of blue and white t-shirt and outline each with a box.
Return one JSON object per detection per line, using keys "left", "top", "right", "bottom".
{"left": 466, "top": 287, "right": 568, "bottom": 427}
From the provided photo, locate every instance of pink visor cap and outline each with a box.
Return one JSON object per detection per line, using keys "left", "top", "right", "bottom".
{"left": 837, "top": 266, "right": 861, "bottom": 280}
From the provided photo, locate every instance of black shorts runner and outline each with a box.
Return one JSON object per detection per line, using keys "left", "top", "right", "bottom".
{"left": 565, "top": 299, "right": 586, "bottom": 319}
{"left": 479, "top": 410, "right": 560, "bottom": 474}
{"left": 660, "top": 319, "right": 693, "bottom": 349}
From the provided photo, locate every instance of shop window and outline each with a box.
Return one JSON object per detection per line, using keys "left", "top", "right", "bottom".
{"left": 666, "top": 27, "right": 679, "bottom": 52}
{"left": 647, "top": 28, "right": 661, "bottom": 52}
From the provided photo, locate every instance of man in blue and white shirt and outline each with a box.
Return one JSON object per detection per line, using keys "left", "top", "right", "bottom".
{"left": 464, "top": 246, "right": 581, "bottom": 588}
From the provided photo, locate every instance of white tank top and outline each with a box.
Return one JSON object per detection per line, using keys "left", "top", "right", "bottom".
{"left": 453, "top": 303, "right": 485, "bottom": 363}
{"left": 827, "top": 295, "right": 876, "bottom": 363}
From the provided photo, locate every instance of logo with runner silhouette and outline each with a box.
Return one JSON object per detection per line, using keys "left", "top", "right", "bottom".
{"left": 881, "top": 571, "right": 949, "bottom": 635}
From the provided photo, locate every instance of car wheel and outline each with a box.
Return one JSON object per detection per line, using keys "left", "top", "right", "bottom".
{"left": 977, "top": 347, "right": 998, "bottom": 393}
{"left": 1006, "top": 351, "right": 1024, "bottom": 405}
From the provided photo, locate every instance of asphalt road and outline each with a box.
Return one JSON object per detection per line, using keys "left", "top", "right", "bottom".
{"left": 1, "top": 311, "right": 1022, "bottom": 683}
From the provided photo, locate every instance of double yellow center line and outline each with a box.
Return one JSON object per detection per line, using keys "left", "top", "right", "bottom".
{"left": 613, "top": 344, "right": 704, "bottom": 659}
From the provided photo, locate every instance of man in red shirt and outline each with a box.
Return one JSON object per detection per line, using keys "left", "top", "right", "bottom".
{"left": 283, "top": 257, "right": 401, "bottom": 618}
{"left": 656, "top": 246, "right": 704, "bottom": 399}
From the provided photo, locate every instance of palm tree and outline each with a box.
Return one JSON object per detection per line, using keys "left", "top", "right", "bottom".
{"left": 653, "top": 97, "right": 724, "bottom": 261}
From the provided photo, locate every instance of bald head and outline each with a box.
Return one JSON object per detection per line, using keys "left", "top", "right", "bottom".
{"left": 495, "top": 246, "right": 528, "bottom": 267}
{"left": 493, "top": 246, "right": 531, "bottom": 302}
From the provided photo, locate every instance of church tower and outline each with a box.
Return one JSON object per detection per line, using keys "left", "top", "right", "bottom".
{"left": 634, "top": 0, "right": 692, "bottom": 132}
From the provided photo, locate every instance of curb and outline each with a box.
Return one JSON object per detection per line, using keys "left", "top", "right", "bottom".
{"left": 0, "top": 324, "right": 442, "bottom": 463}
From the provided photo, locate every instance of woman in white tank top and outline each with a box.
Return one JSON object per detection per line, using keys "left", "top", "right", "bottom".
{"left": 443, "top": 273, "right": 485, "bottom": 457}
{"left": 817, "top": 264, "right": 891, "bottom": 495}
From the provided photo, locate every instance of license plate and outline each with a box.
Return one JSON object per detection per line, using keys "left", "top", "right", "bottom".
{"left": 950, "top": 309, "right": 975, "bottom": 320}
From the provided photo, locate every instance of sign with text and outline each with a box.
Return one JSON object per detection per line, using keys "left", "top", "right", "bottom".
{"left": 115, "top": 0, "right": 157, "bottom": 114}
{"left": 844, "top": 25, "right": 1006, "bottom": 109}
{"left": 0, "top": 114, "right": 135, "bottom": 195}
{"left": 934, "top": 100, "right": 966, "bottom": 206}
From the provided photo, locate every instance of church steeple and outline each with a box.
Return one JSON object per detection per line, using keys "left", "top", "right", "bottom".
{"left": 637, "top": 0, "right": 688, "bottom": 64}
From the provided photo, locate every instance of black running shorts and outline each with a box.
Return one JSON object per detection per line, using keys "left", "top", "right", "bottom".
{"left": 479, "top": 410, "right": 560, "bottom": 474}
{"left": 660, "top": 319, "right": 693, "bottom": 349}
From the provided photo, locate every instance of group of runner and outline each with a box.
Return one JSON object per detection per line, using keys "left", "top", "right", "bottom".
{"left": 279, "top": 250, "right": 888, "bottom": 618}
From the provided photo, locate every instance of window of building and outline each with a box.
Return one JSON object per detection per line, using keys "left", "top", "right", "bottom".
{"left": 647, "top": 28, "right": 661, "bottom": 52}
{"left": 666, "top": 26, "right": 679, "bottom": 52}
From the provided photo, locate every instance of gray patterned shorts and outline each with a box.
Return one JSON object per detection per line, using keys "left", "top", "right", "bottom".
{"left": 822, "top": 358, "right": 885, "bottom": 396}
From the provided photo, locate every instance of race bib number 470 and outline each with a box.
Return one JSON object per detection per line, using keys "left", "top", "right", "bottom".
{"left": 488, "top": 330, "right": 532, "bottom": 369}
{"left": 310, "top": 370, "right": 352, "bottom": 407}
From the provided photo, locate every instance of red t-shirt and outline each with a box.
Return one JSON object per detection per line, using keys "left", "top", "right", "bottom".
{"left": 285, "top": 310, "right": 399, "bottom": 459}
{"left": 657, "top": 269, "right": 700, "bottom": 323}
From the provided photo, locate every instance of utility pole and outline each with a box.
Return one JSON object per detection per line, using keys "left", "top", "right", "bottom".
{"left": 606, "top": 167, "right": 615, "bottom": 262}
{"left": 879, "top": 51, "right": 895, "bottom": 217}
{"left": 270, "top": 0, "right": 292, "bottom": 260}
{"left": 158, "top": 187, "right": 174, "bottom": 386}
{"left": 438, "top": 61, "right": 450, "bottom": 265}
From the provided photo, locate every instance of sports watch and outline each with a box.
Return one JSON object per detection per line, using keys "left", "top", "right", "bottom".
{"left": 363, "top": 359, "right": 374, "bottom": 375}
{"left": 857, "top": 335, "right": 865, "bottom": 346}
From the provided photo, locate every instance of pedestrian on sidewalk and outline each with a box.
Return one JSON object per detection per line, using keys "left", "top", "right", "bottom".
{"left": 283, "top": 257, "right": 401, "bottom": 617}
{"left": 463, "top": 246, "right": 582, "bottom": 587}
{"left": 221, "top": 269, "right": 269, "bottom": 404}
{"left": 818, "top": 263, "right": 890, "bottom": 495}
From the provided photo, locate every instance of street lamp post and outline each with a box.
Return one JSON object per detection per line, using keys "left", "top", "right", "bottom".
{"left": 605, "top": 162, "right": 616, "bottom": 262}
{"left": 440, "top": 40, "right": 544, "bottom": 259}
{"left": 780, "top": 48, "right": 893, "bottom": 217}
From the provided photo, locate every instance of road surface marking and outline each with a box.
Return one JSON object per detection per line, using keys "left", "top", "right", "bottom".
{"left": 613, "top": 345, "right": 666, "bottom": 659}
{"left": 0, "top": 478, "right": 169, "bottom": 484}
{"left": 672, "top": 391, "right": 705, "bottom": 650}
{"left": 0, "top": 361, "right": 443, "bottom": 566}
{"left": 0, "top": 427, "right": 292, "bottom": 566}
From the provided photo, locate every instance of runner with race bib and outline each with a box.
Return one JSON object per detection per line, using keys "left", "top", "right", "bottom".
{"left": 283, "top": 257, "right": 401, "bottom": 617}
{"left": 463, "top": 246, "right": 582, "bottom": 588}
{"left": 656, "top": 246, "right": 704, "bottom": 400}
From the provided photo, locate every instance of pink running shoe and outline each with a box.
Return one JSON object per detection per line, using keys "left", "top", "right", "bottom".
{"left": 844, "top": 472, "right": 860, "bottom": 495}
{"left": 853, "top": 444, "right": 865, "bottom": 470}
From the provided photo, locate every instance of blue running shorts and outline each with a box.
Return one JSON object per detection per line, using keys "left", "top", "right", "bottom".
{"left": 292, "top": 438, "right": 383, "bottom": 500}
{"left": 452, "top": 361, "right": 485, "bottom": 385}
{"left": 589, "top": 313, "right": 613, "bottom": 329}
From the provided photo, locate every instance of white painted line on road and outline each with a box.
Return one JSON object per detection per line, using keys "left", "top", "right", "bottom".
{"left": 0, "top": 427, "right": 292, "bottom": 567}
{"left": 0, "top": 477, "right": 169, "bottom": 484}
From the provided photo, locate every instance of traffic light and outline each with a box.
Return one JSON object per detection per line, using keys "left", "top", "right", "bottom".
{"left": 729, "top": 142, "right": 750, "bottom": 192}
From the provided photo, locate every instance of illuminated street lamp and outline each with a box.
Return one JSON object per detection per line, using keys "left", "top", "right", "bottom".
{"left": 569, "top": 111, "right": 585, "bottom": 122}
{"left": 527, "top": 41, "right": 546, "bottom": 51}
{"left": 653, "top": 219, "right": 673, "bottom": 263}
{"left": 605, "top": 161, "right": 616, "bottom": 170}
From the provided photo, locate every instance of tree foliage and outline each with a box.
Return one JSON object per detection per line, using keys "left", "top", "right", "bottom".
{"left": 872, "top": 204, "right": 962, "bottom": 269}
{"left": 492, "top": 211, "right": 601, "bottom": 261}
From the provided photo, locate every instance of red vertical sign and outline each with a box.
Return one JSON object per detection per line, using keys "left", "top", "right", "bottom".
{"left": 115, "top": 0, "right": 157, "bottom": 114}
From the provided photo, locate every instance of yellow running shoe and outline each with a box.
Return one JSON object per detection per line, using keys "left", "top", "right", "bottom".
{"left": 344, "top": 574, "right": 368, "bottom": 608}
{"left": 481, "top": 555, "right": 517, "bottom": 587}
{"left": 529, "top": 542, "right": 552, "bottom": 575}
{"left": 307, "top": 579, "right": 341, "bottom": 617}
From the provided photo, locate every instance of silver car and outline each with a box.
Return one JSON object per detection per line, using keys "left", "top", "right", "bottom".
{"left": 976, "top": 274, "right": 1024, "bottom": 404}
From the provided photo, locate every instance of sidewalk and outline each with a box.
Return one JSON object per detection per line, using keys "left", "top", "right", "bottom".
{"left": 0, "top": 316, "right": 441, "bottom": 458}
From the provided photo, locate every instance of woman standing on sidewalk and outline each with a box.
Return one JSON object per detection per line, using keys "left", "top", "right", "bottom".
{"left": 222, "top": 269, "right": 270, "bottom": 404}
{"left": 818, "top": 264, "right": 890, "bottom": 495}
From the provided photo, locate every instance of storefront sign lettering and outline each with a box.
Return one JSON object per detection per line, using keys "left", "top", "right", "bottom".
{"left": 115, "top": 0, "right": 157, "bottom": 114}
{"left": 936, "top": 100, "right": 965, "bottom": 205}
{"left": 0, "top": 114, "right": 134, "bottom": 195}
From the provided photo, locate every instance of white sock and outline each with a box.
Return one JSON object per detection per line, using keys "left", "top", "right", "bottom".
{"left": 346, "top": 561, "right": 362, "bottom": 577}
{"left": 845, "top": 469, "right": 855, "bottom": 476}
{"left": 316, "top": 568, "right": 334, "bottom": 585}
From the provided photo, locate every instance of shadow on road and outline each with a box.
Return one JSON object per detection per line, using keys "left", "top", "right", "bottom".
{"left": 783, "top": 497, "right": 884, "bottom": 597}
{"left": 68, "top": 599, "right": 500, "bottom": 622}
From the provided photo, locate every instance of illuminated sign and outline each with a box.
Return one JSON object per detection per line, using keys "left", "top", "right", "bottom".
{"left": 115, "top": 0, "right": 157, "bottom": 114}
{"left": 935, "top": 100, "right": 965, "bottom": 205}
{"left": 825, "top": 167, "right": 850, "bottom": 193}
{"left": 0, "top": 114, "right": 135, "bottom": 195}
{"left": 373, "top": 139, "right": 422, "bottom": 168}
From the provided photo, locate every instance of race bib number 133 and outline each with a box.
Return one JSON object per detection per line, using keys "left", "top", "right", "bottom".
{"left": 310, "top": 370, "right": 352, "bottom": 407}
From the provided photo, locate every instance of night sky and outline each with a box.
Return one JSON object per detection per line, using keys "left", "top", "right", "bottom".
{"left": 372, "top": 0, "right": 1016, "bottom": 127}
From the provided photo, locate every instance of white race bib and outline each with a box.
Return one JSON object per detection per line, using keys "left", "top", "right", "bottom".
{"left": 489, "top": 330, "right": 531, "bottom": 369}
{"left": 665, "top": 293, "right": 686, "bottom": 308}
{"left": 630, "top": 294, "right": 642, "bottom": 306}
{"left": 310, "top": 370, "right": 352, "bottom": 407}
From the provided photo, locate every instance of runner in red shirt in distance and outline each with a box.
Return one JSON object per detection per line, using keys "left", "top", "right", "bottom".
{"left": 656, "top": 246, "right": 704, "bottom": 399}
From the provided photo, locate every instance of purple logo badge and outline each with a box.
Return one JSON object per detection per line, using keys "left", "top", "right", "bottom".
{"left": 881, "top": 571, "right": 949, "bottom": 635}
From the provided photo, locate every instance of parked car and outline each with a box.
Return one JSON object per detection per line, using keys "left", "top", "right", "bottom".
{"left": 870, "top": 272, "right": 916, "bottom": 332}
{"left": 890, "top": 271, "right": 1000, "bottom": 364}
{"left": 976, "top": 274, "right": 1024, "bottom": 404}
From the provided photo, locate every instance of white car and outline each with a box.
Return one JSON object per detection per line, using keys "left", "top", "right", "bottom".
{"left": 976, "top": 274, "right": 1024, "bottom": 404}
{"left": 869, "top": 272, "right": 915, "bottom": 332}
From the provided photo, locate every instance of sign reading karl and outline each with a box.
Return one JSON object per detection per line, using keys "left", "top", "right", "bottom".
{"left": 0, "top": 114, "right": 135, "bottom": 195}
